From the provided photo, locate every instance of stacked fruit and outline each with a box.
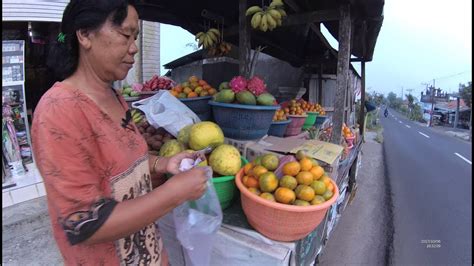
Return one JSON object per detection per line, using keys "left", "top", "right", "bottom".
{"left": 121, "top": 85, "right": 139, "bottom": 98}
{"left": 298, "top": 99, "right": 319, "bottom": 112}
{"left": 213, "top": 76, "right": 277, "bottom": 106}
{"left": 135, "top": 119, "right": 175, "bottom": 155}
{"left": 170, "top": 76, "right": 217, "bottom": 98}
{"left": 342, "top": 123, "right": 354, "bottom": 139}
{"left": 315, "top": 104, "right": 326, "bottom": 115}
{"left": 141, "top": 75, "right": 174, "bottom": 91}
{"left": 208, "top": 42, "right": 232, "bottom": 57}
{"left": 242, "top": 151, "right": 335, "bottom": 206}
{"left": 273, "top": 109, "right": 288, "bottom": 121}
{"left": 195, "top": 28, "right": 221, "bottom": 49}
{"left": 246, "top": 0, "right": 287, "bottom": 32}
{"left": 283, "top": 99, "right": 306, "bottom": 115}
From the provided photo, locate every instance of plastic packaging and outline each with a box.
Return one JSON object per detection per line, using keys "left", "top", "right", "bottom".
{"left": 172, "top": 159, "right": 223, "bottom": 266}
{"left": 132, "top": 90, "right": 200, "bottom": 137}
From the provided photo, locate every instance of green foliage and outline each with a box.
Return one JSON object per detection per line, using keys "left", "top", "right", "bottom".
{"left": 409, "top": 104, "right": 424, "bottom": 122}
{"left": 459, "top": 82, "right": 472, "bottom": 107}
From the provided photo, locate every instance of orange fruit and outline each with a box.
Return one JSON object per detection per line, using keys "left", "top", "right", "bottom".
{"left": 251, "top": 165, "right": 268, "bottom": 179}
{"left": 274, "top": 187, "right": 296, "bottom": 204}
{"left": 261, "top": 154, "right": 279, "bottom": 171}
{"left": 175, "top": 86, "right": 183, "bottom": 93}
{"left": 170, "top": 90, "right": 179, "bottom": 97}
{"left": 203, "top": 84, "right": 211, "bottom": 90}
{"left": 322, "top": 190, "right": 334, "bottom": 200}
{"left": 248, "top": 187, "right": 261, "bottom": 196}
{"left": 326, "top": 183, "right": 334, "bottom": 193}
{"left": 260, "top": 192, "right": 276, "bottom": 202}
{"left": 311, "top": 195, "right": 326, "bottom": 205}
{"left": 243, "top": 176, "right": 259, "bottom": 188}
{"left": 189, "top": 75, "right": 199, "bottom": 83}
{"left": 295, "top": 185, "right": 315, "bottom": 201}
{"left": 198, "top": 79, "right": 207, "bottom": 86}
{"left": 282, "top": 161, "right": 301, "bottom": 176}
{"left": 194, "top": 86, "right": 203, "bottom": 94}
{"left": 279, "top": 175, "right": 298, "bottom": 190}
{"left": 320, "top": 175, "right": 332, "bottom": 186}
{"left": 310, "top": 158, "right": 319, "bottom": 167}
{"left": 199, "top": 90, "right": 209, "bottom": 97}
{"left": 183, "top": 87, "right": 192, "bottom": 94}
{"left": 295, "top": 150, "right": 307, "bottom": 160}
{"left": 299, "top": 158, "right": 313, "bottom": 171}
{"left": 293, "top": 199, "right": 310, "bottom": 206}
{"left": 310, "top": 166, "right": 325, "bottom": 180}
{"left": 188, "top": 92, "right": 198, "bottom": 98}
{"left": 296, "top": 171, "right": 313, "bottom": 185}
{"left": 310, "top": 180, "right": 326, "bottom": 195}
{"left": 243, "top": 163, "right": 254, "bottom": 175}
{"left": 259, "top": 172, "right": 278, "bottom": 193}
{"left": 208, "top": 88, "right": 217, "bottom": 95}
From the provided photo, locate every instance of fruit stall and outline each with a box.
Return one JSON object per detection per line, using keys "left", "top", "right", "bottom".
{"left": 127, "top": 0, "right": 383, "bottom": 265}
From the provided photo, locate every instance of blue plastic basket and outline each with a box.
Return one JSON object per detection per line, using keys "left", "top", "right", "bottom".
{"left": 179, "top": 96, "right": 212, "bottom": 121}
{"left": 314, "top": 115, "right": 327, "bottom": 126}
{"left": 208, "top": 101, "right": 280, "bottom": 140}
{"left": 268, "top": 119, "right": 292, "bottom": 137}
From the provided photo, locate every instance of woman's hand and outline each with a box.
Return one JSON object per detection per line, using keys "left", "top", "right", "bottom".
{"left": 167, "top": 167, "right": 210, "bottom": 201}
{"left": 165, "top": 151, "right": 206, "bottom": 175}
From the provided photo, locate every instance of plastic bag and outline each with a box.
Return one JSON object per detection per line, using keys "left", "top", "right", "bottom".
{"left": 131, "top": 90, "right": 200, "bottom": 137}
{"left": 172, "top": 160, "right": 223, "bottom": 266}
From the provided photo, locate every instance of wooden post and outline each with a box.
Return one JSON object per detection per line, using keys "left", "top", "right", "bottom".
{"left": 358, "top": 61, "right": 366, "bottom": 140}
{"left": 239, "top": 0, "right": 250, "bottom": 77}
{"left": 318, "top": 64, "right": 323, "bottom": 104}
{"left": 331, "top": 4, "right": 351, "bottom": 145}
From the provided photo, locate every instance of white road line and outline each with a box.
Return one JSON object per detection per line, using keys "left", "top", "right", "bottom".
{"left": 405, "top": 125, "right": 411, "bottom": 128}
{"left": 418, "top": 132, "right": 430, "bottom": 138}
{"left": 454, "top": 153, "right": 472, "bottom": 165}
{"left": 399, "top": 121, "right": 403, "bottom": 124}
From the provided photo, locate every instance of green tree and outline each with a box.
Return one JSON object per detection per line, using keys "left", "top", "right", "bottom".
{"left": 387, "top": 92, "right": 397, "bottom": 107}
{"left": 459, "top": 82, "right": 472, "bottom": 107}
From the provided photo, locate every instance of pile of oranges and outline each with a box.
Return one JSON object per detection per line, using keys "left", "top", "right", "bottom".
{"left": 273, "top": 109, "right": 288, "bottom": 121}
{"left": 342, "top": 123, "right": 354, "bottom": 139}
{"left": 297, "top": 99, "right": 319, "bottom": 113}
{"left": 283, "top": 100, "right": 306, "bottom": 116}
{"left": 242, "top": 151, "right": 335, "bottom": 206}
{"left": 170, "top": 76, "right": 217, "bottom": 98}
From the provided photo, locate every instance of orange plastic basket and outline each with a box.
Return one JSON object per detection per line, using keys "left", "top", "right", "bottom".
{"left": 235, "top": 169, "right": 339, "bottom": 242}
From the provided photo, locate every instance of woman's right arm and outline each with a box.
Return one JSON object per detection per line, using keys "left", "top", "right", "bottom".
{"left": 83, "top": 167, "right": 208, "bottom": 245}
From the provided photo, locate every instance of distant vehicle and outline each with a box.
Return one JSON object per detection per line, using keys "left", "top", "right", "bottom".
{"left": 384, "top": 108, "right": 388, "bottom": 117}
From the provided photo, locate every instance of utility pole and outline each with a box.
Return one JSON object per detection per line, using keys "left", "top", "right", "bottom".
{"left": 429, "top": 79, "right": 435, "bottom": 127}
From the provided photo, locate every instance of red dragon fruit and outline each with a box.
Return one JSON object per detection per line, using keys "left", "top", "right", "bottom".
{"left": 247, "top": 76, "right": 267, "bottom": 96}
{"left": 229, "top": 76, "right": 248, "bottom": 93}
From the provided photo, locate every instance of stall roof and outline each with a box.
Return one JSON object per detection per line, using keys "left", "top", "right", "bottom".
{"left": 135, "top": 0, "right": 384, "bottom": 67}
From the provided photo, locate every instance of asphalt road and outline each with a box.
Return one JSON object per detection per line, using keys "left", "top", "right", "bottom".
{"left": 381, "top": 109, "right": 472, "bottom": 265}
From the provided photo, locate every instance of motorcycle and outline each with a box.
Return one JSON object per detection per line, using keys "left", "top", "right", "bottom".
{"left": 384, "top": 109, "right": 388, "bottom": 117}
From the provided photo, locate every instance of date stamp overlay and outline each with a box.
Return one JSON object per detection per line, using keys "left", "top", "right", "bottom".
{"left": 420, "top": 239, "right": 442, "bottom": 248}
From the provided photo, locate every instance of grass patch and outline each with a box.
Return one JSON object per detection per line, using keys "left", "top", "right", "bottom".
{"left": 375, "top": 128, "right": 384, "bottom": 143}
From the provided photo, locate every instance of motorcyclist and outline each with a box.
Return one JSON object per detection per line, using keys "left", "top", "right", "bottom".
{"left": 384, "top": 107, "right": 388, "bottom": 117}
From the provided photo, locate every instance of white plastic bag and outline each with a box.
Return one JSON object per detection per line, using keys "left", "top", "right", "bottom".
{"left": 131, "top": 90, "right": 200, "bottom": 137}
{"left": 173, "top": 160, "right": 223, "bottom": 266}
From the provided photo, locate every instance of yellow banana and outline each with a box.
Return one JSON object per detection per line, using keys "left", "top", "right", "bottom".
{"left": 268, "top": 9, "right": 282, "bottom": 20}
{"left": 276, "top": 17, "right": 282, "bottom": 26}
{"left": 207, "top": 31, "right": 217, "bottom": 44}
{"left": 277, "top": 8, "right": 287, "bottom": 17}
{"left": 208, "top": 28, "right": 221, "bottom": 38}
{"left": 195, "top": 32, "right": 205, "bottom": 41}
{"left": 270, "top": 0, "right": 284, "bottom": 8}
{"left": 259, "top": 13, "right": 268, "bottom": 32}
{"left": 266, "top": 13, "right": 277, "bottom": 29}
{"left": 246, "top": 6, "right": 263, "bottom": 16}
{"left": 251, "top": 11, "right": 263, "bottom": 29}
{"left": 198, "top": 35, "right": 205, "bottom": 47}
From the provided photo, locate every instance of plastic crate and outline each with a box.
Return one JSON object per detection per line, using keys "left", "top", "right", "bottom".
{"left": 268, "top": 119, "right": 292, "bottom": 137}
{"left": 179, "top": 96, "right": 212, "bottom": 121}
{"left": 208, "top": 101, "right": 280, "bottom": 140}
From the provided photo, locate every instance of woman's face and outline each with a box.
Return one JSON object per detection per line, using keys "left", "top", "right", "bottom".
{"left": 83, "top": 5, "right": 139, "bottom": 82}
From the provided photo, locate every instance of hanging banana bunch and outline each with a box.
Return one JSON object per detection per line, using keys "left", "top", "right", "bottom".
{"left": 195, "top": 28, "right": 221, "bottom": 49}
{"left": 246, "top": 0, "right": 287, "bottom": 32}
{"left": 208, "top": 42, "right": 232, "bottom": 57}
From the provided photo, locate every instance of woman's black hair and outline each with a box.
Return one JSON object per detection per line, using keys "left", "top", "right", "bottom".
{"left": 47, "top": 0, "right": 137, "bottom": 81}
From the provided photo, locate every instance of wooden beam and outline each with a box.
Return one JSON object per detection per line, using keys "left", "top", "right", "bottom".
{"left": 239, "top": 0, "right": 250, "bottom": 77}
{"left": 331, "top": 4, "right": 351, "bottom": 145}
{"left": 283, "top": 9, "right": 339, "bottom": 26}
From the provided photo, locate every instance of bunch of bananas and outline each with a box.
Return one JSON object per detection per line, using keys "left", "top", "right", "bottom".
{"left": 131, "top": 109, "right": 144, "bottom": 124}
{"left": 208, "top": 42, "right": 232, "bottom": 57}
{"left": 246, "top": 0, "right": 287, "bottom": 32}
{"left": 195, "top": 28, "right": 221, "bottom": 49}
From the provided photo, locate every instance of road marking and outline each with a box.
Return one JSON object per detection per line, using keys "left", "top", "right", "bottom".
{"left": 418, "top": 132, "right": 430, "bottom": 138}
{"left": 454, "top": 153, "right": 472, "bottom": 165}
{"left": 399, "top": 121, "right": 403, "bottom": 124}
{"left": 405, "top": 125, "right": 411, "bottom": 128}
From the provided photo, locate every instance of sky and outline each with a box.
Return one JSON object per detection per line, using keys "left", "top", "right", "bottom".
{"left": 160, "top": 0, "right": 472, "bottom": 98}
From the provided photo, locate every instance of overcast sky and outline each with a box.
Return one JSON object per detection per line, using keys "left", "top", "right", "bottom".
{"left": 160, "top": 0, "right": 472, "bottom": 98}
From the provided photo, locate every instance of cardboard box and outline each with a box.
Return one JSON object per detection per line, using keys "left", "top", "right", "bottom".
{"left": 224, "top": 137, "right": 258, "bottom": 159}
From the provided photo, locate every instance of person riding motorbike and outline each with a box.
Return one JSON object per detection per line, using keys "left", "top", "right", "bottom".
{"left": 384, "top": 108, "right": 388, "bottom": 117}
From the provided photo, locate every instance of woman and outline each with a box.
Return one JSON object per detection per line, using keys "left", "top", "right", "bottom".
{"left": 31, "top": 1, "right": 208, "bottom": 265}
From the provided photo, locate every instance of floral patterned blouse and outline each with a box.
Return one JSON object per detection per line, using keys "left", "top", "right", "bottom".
{"left": 32, "top": 82, "right": 166, "bottom": 265}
